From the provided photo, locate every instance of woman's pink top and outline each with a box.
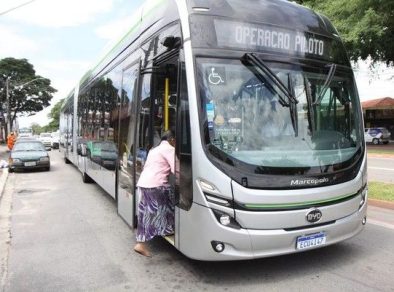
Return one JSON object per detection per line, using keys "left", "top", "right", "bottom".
{"left": 137, "top": 141, "right": 175, "bottom": 188}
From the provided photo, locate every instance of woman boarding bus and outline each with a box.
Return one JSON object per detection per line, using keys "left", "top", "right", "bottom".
{"left": 60, "top": 0, "right": 367, "bottom": 260}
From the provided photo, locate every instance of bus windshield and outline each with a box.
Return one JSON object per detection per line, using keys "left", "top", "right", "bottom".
{"left": 197, "top": 57, "right": 363, "bottom": 173}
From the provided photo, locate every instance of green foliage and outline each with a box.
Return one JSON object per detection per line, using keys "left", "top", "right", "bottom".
{"left": 291, "top": 0, "right": 394, "bottom": 65}
{"left": 31, "top": 122, "right": 43, "bottom": 135}
{"left": 46, "top": 98, "right": 64, "bottom": 131}
{"left": 0, "top": 57, "right": 57, "bottom": 126}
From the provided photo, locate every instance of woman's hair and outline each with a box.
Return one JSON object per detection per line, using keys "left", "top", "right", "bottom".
{"left": 161, "top": 130, "right": 175, "bottom": 141}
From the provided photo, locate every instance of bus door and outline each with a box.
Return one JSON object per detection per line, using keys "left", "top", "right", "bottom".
{"left": 135, "top": 39, "right": 181, "bottom": 245}
{"left": 117, "top": 61, "right": 140, "bottom": 227}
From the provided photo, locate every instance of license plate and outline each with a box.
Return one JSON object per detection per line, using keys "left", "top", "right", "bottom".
{"left": 296, "top": 232, "right": 326, "bottom": 250}
{"left": 24, "top": 161, "right": 36, "bottom": 167}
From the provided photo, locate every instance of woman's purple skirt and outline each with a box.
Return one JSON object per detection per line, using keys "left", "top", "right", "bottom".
{"left": 136, "top": 186, "right": 175, "bottom": 242}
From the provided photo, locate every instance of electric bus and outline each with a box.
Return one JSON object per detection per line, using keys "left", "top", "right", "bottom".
{"left": 60, "top": 0, "right": 367, "bottom": 260}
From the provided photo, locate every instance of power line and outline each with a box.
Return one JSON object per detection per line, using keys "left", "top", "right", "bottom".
{"left": 0, "top": 0, "right": 37, "bottom": 16}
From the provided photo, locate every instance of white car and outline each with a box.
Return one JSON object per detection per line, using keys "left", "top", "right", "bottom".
{"left": 364, "top": 127, "right": 391, "bottom": 145}
{"left": 51, "top": 132, "right": 60, "bottom": 149}
{"left": 39, "top": 132, "right": 52, "bottom": 150}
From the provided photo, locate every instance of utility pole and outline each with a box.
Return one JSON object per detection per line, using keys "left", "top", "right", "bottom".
{"left": 5, "top": 76, "right": 11, "bottom": 136}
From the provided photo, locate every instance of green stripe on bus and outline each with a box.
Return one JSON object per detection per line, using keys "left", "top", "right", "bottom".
{"left": 243, "top": 193, "right": 357, "bottom": 209}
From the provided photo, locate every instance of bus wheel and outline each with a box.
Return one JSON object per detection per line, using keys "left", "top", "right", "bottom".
{"left": 372, "top": 138, "right": 379, "bottom": 145}
{"left": 82, "top": 172, "right": 92, "bottom": 183}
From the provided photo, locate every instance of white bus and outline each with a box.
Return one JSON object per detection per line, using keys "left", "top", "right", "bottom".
{"left": 18, "top": 127, "right": 33, "bottom": 138}
{"left": 60, "top": 0, "right": 367, "bottom": 260}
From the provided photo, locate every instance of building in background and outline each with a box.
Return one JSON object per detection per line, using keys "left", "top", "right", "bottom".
{"left": 362, "top": 97, "right": 394, "bottom": 139}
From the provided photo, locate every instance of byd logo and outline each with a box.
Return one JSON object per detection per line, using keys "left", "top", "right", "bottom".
{"left": 306, "top": 209, "right": 322, "bottom": 223}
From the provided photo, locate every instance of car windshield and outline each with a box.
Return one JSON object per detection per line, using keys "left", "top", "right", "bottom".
{"left": 13, "top": 142, "right": 46, "bottom": 151}
{"left": 197, "top": 57, "right": 363, "bottom": 172}
{"left": 40, "top": 133, "right": 51, "bottom": 138}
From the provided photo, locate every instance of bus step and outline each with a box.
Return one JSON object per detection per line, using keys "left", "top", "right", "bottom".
{"left": 164, "top": 235, "right": 175, "bottom": 246}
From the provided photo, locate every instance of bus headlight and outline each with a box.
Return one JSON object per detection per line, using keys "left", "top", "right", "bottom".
{"left": 211, "top": 241, "right": 225, "bottom": 253}
{"left": 219, "top": 214, "right": 231, "bottom": 226}
{"left": 212, "top": 209, "right": 241, "bottom": 229}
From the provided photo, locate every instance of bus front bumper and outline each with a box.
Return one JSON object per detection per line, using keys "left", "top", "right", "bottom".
{"left": 178, "top": 202, "right": 367, "bottom": 261}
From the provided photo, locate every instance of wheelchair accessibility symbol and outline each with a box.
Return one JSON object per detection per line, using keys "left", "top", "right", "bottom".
{"left": 208, "top": 67, "right": 225, "bottom": 85}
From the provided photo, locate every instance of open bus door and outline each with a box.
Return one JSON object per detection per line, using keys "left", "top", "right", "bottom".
{"left": 117, "top": 60, "right": 140, "bottom": 228}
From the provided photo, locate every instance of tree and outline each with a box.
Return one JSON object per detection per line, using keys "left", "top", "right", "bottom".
{"left": 31, "top": 122, "right": 43, "bottom": 135}
{"left": 46, "top": 98, "right": 64, "bottom": 132}
{"left": 0, "top": 58, "right": 57, "bottom": 132}
{"left": 291, "top": 0, "right": 394, "bottom": 65}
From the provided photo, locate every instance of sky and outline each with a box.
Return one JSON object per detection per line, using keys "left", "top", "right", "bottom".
{"left": 1, "top": 0, "right": 393, "bottom": 128}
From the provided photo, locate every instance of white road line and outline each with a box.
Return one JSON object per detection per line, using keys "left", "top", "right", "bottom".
{"left": 368, "top": 167, "right": 394, "bottom": 171}
{"left": 368, "top": 219, "right": 394, "bottom": 230}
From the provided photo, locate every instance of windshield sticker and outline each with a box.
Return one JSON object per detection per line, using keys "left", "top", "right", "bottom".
{"left": 206, "top": 103, "right": 215, "bottom": 128}
{"left": 214, "top": 20, "right": 328, "bottom": 58}
{"left": 207, "top": 66, "right": 226, "bottom": 85}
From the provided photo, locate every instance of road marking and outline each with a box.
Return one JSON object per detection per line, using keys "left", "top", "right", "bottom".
{"left": 368, "top": 167, "right": 394, "bottom": 171}
{"left": 368, "top": 219, "right": 394, "bottom": 230}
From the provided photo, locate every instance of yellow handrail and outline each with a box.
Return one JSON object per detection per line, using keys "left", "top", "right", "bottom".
{"left": 164, "top": 78, "right": 169, "bottom": 131}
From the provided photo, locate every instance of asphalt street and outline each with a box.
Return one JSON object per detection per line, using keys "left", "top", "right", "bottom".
{"left": 367, "top": 156, "right": 394, "bottom": 183}
{"left": 0, "top": 149, "right": 393, "bottom": 291}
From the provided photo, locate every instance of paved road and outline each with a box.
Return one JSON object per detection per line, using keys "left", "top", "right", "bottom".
{"left": 1, "top": 150, "right": 394, "bottom": 291}
{"left": 367, "top": 156, "right": 394, "bottom": 183}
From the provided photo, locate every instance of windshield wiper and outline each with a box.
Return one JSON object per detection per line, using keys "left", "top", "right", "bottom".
{"left": 288, "top": 74, "right": 298, "bottom": 137}
{"left": 313, "top": 63, "right": 337, "bottom": 106}
{"left": 304, "top": 76, "right": 315, "bottom": 135}
{"left": 242, "top": 53, "right": 299, "bottom": 136}
{"left": 242, "top": 53, "right": 298, "bottom": 105}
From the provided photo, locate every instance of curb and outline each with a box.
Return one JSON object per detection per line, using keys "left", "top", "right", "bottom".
{"left": 368, "top": 198, "right": 394, "bottom": 210}
{"left": 0, "top": 169, "right": 9, "bottom": 199}
{"left": 367, "top": 153, "right": 394, "bottom": 159}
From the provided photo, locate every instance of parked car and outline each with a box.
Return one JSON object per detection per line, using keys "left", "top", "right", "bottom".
{"left": 51, "top": 131, "right": 60, "bottom": 149}
{"left": 364, "top": 127, "right": 391, "bottom": 145}
{"left": 38, "top": 132, "right": 52, "bottom": 150}
{"left": 9, "top": 140, "right": 50, "bottom": 172}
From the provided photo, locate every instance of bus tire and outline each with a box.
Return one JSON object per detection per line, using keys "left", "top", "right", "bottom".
{"left": 82, "top": 172, "right": 92, "bottom": 183}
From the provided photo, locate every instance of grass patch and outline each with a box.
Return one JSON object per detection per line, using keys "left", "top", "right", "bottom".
{"left": 367, "top": 149, "right": 394, "bottom": 155}
{"left": 368, "top": 182, "right": 394, "bottom": 202}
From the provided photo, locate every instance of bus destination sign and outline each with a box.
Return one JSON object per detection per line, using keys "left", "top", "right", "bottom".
{"left": 214, "top": 19, "right": 330, "bottom": 58}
